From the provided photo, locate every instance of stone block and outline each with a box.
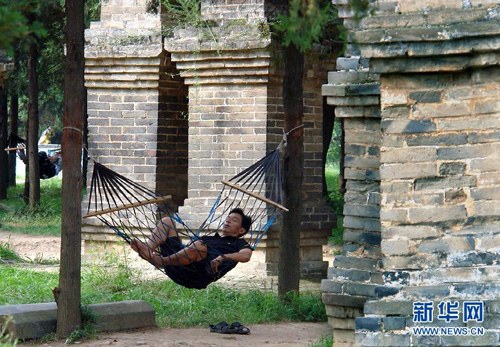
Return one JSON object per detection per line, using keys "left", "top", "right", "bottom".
{"left": 381, "top": 119, "right": 436, "bottom": 134}
{"left": 439, "top": 162, "right": 467, "bottom": 176}
{"left": 328, "top": 268, "right": 372, "bottom": 282}
{"left": 355, "top": 317, "right": 382, "bottom": 331}
{"left": 383, "top": 271, "right": 410, "bottom": 286}
{"left": 381, "top": 147, "right": 436, "bottom": 163}
{"left": 356, "top": 331, "right": 411, "bottom": 347}
{"left": 380, "top": 208, "right": 408, "bottom": 223}
{"left": 405, "top": 285, "right": 451, "bottom": 298}
{"left": 364, "top": 300, "right": 413, "bottom": 315}
{"left": 343, "top": 216, "right": 381, "bottom": 232}
{"left": 0, "top": 301, "right": 155, "bottom": 340}
{"left": 382, "top": 225, "right": 440, "bottom": 240}
{"left": 382, "top": 317, "right": 406, "bottom": 331}
{"left": 380, "top": 162, "right": 436, "bottom": 180}
{"left": 331, "top": 317, "right": 356, "bottom": 330}
{"left": 322, "top": 293, "right": 367, "bottom": 308}
{"left": 406, "top": 133, "right": 468, "bottom": 146}
{"left": 343, "top": 230, "right": 381, "bottom": 245}
{"left": 437, "top": 143, "right": 498, "bottom": 160}
{"left": 333, "top": 256, "right": 380, "bottom": 271}
{"left": 381, "top": 106, "right": 411, "bottom": 119}
{"left": 325, "top": 305, "right": 364, "bottom": 319}
{"left": 337, "top": 57, "right": 360, "bottom": 70}
{"left": 381, "top": 239, "right": 411, "bottom": 256}
{"left": 333, "top": 328, "right": 356, "bottom": 343}
{"left": 408, "top": 205, "right": 467, "bottom": 223}
{"left": 415, "top": 176, "right": 477, "bottom": 191}
{"left": 321, "top": 280, "right": 344, "bottom": 293}
{"left": 409, "top": 91, "right": 442, "bottom": 103}
{"left": 343, "top": 204, "right": 380, "bottom": 218}
{"left": 418, "top": 236, "right": 474, "bottom": 253}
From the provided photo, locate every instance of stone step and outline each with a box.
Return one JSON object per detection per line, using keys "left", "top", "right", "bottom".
{"left": 0, "top": 300, "right": 155, "bottom": 340}
{"left": 326, "top": 71, "right": 379, "bottom": 85}
{"left": 333, "top": 255, "right": 381, "bottom": 272}
{"left": 323, "top": 293, "right": 367, "bottom": 309}
{"left": 328, "top": 267, "right": 383, "bottom": 284}
{"left": 321, "top": 279, "right": 399, "bottom": 299}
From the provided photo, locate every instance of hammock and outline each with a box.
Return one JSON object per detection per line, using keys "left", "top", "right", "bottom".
{"left": 84, "top": 147, "right": 287, "bottom": 289}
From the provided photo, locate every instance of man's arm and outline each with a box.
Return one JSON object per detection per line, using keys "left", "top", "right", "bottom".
{"left": 210, "top": 248, "right": 252, "bottom": 273}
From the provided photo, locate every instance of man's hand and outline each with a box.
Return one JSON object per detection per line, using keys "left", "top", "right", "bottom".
{"left": 210, "top": 255, "right": 225, "bottom": 274}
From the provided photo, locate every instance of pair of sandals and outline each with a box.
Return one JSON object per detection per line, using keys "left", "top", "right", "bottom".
{"left": 209, "top": 321, "right": 250, "bottom": 335}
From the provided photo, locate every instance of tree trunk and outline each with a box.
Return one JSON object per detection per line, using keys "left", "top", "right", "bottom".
{"left": 27, "top": 40, "right": 40, "bottom": 207}
{"left": 278, "top": 43, "right": 304, "bottom": 298}
{"left": 56, "top": 0, "right": 85, "bottom": 337}
{"left": 0, "top": 88, "right": 8, "bottom": 199}
{"left": 8, "top": 90, "right": 19, "bottom": 187}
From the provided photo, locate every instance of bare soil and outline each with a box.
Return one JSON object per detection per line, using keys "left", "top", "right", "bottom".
{"left": 1, "top": 231, "right": 333, "bottom": 346}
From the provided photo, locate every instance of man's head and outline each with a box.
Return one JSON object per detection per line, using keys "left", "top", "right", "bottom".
{"left": 222, "top": 208, "right": 252, "bottom": 238}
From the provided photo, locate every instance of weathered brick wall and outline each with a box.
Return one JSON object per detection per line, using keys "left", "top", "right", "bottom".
{"left": 201, "top": 0, "right": 265, "bottom": 24}
{"left": 380, "top": 70, "right": 500, "bottom": 274}
{"left": 324, "top": 0, "right": 500, "bottom": 345}
{"left": 83, "top": 0, "right": 188, "bottom": 242}
{"left": 84, "top": 0, "right": 337, "bottom": 276}
{"left": 165, "top": 0, "right": 337, "bottom": 276}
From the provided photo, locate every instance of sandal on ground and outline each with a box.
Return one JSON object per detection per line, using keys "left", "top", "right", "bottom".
{"left": 209, "top": 321, "right": 230, "bottom": 334}
{"left": 228, "top": 321, "right": 250, "bottom": 334}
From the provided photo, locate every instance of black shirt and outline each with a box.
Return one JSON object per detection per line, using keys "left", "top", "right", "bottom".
{"left": 162, "top": 233, "right": 251, "bottom": 289}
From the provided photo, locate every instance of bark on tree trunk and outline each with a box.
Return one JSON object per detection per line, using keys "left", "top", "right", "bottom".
{"left": 27, "top": 40, "right": 40, "bottom": 207}
{"left": 56, "top": 0, "right": 85, "bottom": 337}
{"left": 8, "top": 90, "right": 19, "bottom": 187}
{"left": 278, "top": 43, "right": 304, "bottom": 298}
{"left": 0, "top": 88, "right": 8, "bottom": 199}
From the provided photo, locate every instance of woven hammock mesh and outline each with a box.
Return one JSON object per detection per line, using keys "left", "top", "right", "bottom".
{"left": 85, "top": 148, "right": 285, "bottom": 279}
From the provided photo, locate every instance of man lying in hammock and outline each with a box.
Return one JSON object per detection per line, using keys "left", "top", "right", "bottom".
{"left": 130, "top": 208, "right": 253, "bottom": 289}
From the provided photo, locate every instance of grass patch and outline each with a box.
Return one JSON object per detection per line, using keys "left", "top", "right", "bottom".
{"left": 312, "top": 335, "right": 333, "bottom": 347}
{"left": 0, "top": 242, "right": 23, "bottom": 262}
{"left": 0, "top": 259, "right": 326, "bottom": 328}
{"left": 325, "top": 165, "right": 344, "bottom": 245}
{"left": 0, "top": 178, "right": 62, "bottom": 236}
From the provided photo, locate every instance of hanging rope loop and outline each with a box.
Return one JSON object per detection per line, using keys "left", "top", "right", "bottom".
{"left": 280, "top": 123, "right": 304, "bottom": 148}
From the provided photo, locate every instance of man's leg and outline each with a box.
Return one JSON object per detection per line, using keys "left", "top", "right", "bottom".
{"left": 146, "top": 216, "right": 177, "bottom": 250}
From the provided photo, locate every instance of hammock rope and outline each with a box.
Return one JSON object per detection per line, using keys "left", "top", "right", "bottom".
{"left": 85, "top": 146, "right": 287, "bottom": 288}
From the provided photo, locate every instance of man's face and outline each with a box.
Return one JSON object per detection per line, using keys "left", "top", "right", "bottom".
{"left": 222, "top": 212, "right": 246, "bottom": 238}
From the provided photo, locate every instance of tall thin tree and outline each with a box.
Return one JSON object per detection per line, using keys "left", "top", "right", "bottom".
{"left": 278, "top": 42, "right": 304, "bottom": 297}
{"left": 56, "top": 0, "right": 85, "bottom": 337}
{"left": 0, "top": 87, "right": 8, "bottom": 199}
{"left": 8, "top": 84, "right": 19, "bottom": 187}
{"left": 274, "top": 0, "right": 334, "bottom": 297}
{"left": 27, "top": 38, "right": 40, "bottom": 207}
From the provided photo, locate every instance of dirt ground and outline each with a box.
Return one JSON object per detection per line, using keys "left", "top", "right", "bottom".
{"left": 1, "top": 231, "right": 333, "bottom": 346}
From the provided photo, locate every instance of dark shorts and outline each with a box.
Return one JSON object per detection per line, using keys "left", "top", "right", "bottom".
{"left": 159, "top": 237, "right": 214, "bottom": 289}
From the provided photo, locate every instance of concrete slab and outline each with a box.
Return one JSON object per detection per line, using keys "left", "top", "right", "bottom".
{"left": 0, "top": 300, "right": 155, "bottom": 340}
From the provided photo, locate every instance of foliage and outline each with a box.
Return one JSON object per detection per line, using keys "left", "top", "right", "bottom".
{"left": 325, "top": 166, "right": 343, "bottom": 245}
{"left": 0, "top": 0, "right": 47, "bottom": 54}
{"left": 273, "top": 0, "right": 335, "bottom": 52}
{"left": 0, "top": 242, "right": 23, "bottom": 262}
{"left": 0, "top": 178, "right": 62, "bottom": 236}
{"left": 0, "top": 258, "right": 327, "bottom": 328}
{"left": 0, "top": 317, "right": 18, "bottom": 347}
{"left": 312, "top": 335, "right": 333, "bottom": 347}
{"left": 63, "top": 305, "right": 98, "bottom": 344}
